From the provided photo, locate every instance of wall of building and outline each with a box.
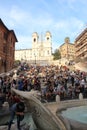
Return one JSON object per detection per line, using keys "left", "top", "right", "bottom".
{"left": 59, "top": 37, "right": 75, "bottom": 61}
{"left": 0, "top": 19, "right": 17, "bottom": 73}
{"left": 75, "top": 28, "right": 87, "bottom": 60}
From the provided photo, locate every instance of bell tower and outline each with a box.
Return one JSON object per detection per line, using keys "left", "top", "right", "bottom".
{"left": 45, "top": 31, "right": 52, "bottom": 43}
{"left": 44, "top": 31, "right": 52, "bottom": 56}
{"left": 32, "top": 32, "right": 39, "bottom": 49}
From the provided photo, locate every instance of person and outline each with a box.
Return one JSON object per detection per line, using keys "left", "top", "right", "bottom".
{"left": 7, "top": 92, "right": 21, "bottom": 108}
{"left": 8, "top": 101, "right": 25, "bottom": 130}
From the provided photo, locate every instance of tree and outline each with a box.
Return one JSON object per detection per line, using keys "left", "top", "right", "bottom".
{"left": 52, "top": 49, "right": 61, "bottom": 60}
{"left": 14, "top": 60, "right": 21, "bottom": 67}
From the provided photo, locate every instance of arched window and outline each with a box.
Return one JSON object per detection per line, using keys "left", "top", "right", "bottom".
{"left": 47, "top": 37, "right": 49, "bottom": 40}
{"left": 47, "top": 50, "right": 49, "bottom": 55}
{"left": 33, "top": 38, "right": 36, "bottom": 42}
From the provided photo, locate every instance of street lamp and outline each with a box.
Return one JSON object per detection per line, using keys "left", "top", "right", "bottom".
{"left": 35, "top": 55, "right": 36, "bottom": 65}
{"left": 34, "top": 53, "right": 36, "bottom": 65}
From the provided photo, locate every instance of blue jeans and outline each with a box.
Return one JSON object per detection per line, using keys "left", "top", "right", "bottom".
{"left": 17, "top": 115, "right": 21, "bottom": 130}
{"left": 8, "top": 111, "right": 21, "bottom": 130}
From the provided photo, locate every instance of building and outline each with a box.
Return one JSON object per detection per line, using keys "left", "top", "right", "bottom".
{"left": 0, "top": 19, "right": 18, "bottom": 73}
{"left": 15, "top": 31, "right": 53, "bottom": 65}
{"left": 59, "top": 37, "right": 75, "bottom": 61}
{"left": 75, "top": 28, "right": 87, "bottom": 60}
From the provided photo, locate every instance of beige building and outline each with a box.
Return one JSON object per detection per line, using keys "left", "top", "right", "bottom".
{"left": 59, "top": 37, "right": 75, "bottom": 61}
{"left": 15, "top": 31, "right": 53, "bottom": 65}
{"left": 75, "top": 28, "right": 87, "bottom": 60}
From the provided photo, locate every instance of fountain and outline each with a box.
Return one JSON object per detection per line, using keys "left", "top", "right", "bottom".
{"left": 10, "top": 88, "right": 67, "bottom": 130}
{"left": 1, "top": 88, "right": 87, "bottom": 130}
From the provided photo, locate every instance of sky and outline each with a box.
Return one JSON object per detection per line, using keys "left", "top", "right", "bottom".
{"left": 0, "top": 0, "right": 87, "bottom": 52}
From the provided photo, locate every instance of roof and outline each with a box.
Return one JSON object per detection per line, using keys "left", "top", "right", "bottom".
{"left": 0, "top": 18, "right": 18, "bottom": 42}
{"left": 0, "top": 18, "right": 9, "bottom": 31}
{"left": 75, "top": 28, "right": 87, "bottom": 41}
{"left": 15, "top": 48, "right": 32, "bottom": 51}
{"left": 59, "top": 42, "right": 74, "bottom": 48}
{"left": 9, "top": 30, "right": 18, "bottom": 42}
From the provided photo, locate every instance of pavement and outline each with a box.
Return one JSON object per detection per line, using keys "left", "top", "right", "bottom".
{"left": 74, "top": 62, "right": 87, "bottom": 72}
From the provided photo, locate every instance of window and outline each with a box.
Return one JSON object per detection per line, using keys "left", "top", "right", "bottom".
{"left": 47, "top": 50, "right": 49, "bottom": 54}
{"left": 3, "top": 46, "right": 6, "bottom": 53}
{"left": 47, "top": 37, "right": 49, "bottom": 40}
{"left": 4, "top": 32, "right": 7, "bottom": 40}
{"left": 13, "top": 42, "right": 15, "bottom": 47}
{"left": 33, "top": 38, "right": 36, "bottom": 42}
{"left": 10, "top": 47, "right": 12, "bottom": 55}
{"left": 0, "top": 31, "right": 3, "bottom": 38}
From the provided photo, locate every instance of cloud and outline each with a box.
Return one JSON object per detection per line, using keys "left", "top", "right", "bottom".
{"left": 7, "top": 4, "right": 53, "bottom": 33}
{"left": 40, "top": 0, "right": 49, "bottom": 7}
{"left": 54, "top": 17, "right": 84, "bottom": 34}
{"left": 10, "top": 6, "right": 29, "bottom": 23}
{"left": 51, "top": 17, "right": 85, "bottom": 50}
{"left": 15, "top": 35, "right": 32, "bottom": 49}
{"left": 0, "top": 5, "right": 29, "bottom": 29}
{"left": 0, "top": 0, "right": 86, "bottom": 51}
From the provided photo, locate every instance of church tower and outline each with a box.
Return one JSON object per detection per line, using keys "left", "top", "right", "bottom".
{"left": 44, "top": 31, "right": 52, "bottom": 56}
{"left": 32, "top": 31, "right": 52, "bottom": 64}
{"left": 45, "top": 31, "right": 52, "bottom": 43}
{"left": 32, "top": 32, "right": 39, "bottom": 60}
{"left": 32, "top": 32, "right": 39, "bottom": 49}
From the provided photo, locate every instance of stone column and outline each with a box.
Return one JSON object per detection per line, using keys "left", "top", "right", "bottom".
{"left": 79, "top": 93, "right": 83, "bottom": 100}
{"left": 56, "top": 95, "right": 60, "bottom": 103}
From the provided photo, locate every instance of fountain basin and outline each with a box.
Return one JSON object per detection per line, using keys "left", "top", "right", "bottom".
{"left": 61, "top": 106, "right": 87, "bottom": 124}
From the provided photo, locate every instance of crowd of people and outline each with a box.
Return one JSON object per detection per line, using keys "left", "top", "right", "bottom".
{"left": 0, "top": 63, "right": 87, "bottom": 106}
{"left": 0, "top": 63, "right": 87, "bottom": 129}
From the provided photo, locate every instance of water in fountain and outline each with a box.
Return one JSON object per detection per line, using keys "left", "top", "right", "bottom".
{"left": 62, "top": 106, "right": 87, "bottom": 124}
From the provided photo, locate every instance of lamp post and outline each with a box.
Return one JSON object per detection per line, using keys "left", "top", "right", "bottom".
{"left": 34, "top": 53, "right": 36, "bottom": 65}
{"left": 35, "top": 55, "right": 36, "bottom": 65}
